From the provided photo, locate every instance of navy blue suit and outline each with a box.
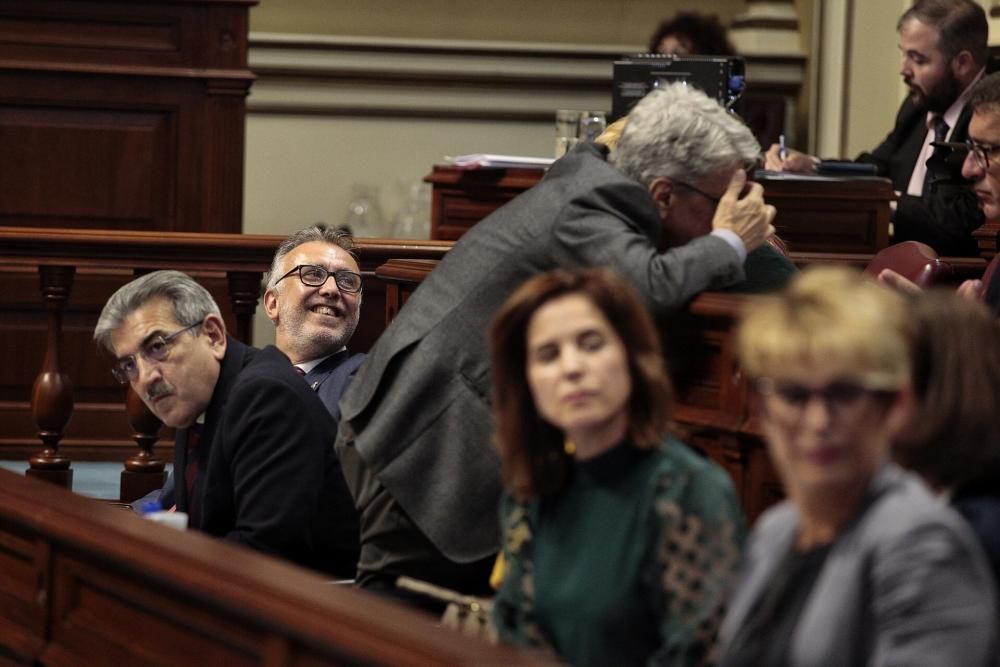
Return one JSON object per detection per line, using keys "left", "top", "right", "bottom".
{"left": 303, "top": 349, "right": 367, "bottom": 424}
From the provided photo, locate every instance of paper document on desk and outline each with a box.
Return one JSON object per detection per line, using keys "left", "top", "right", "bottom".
{"left": 446, "top": 154, "right": 555, "bottom": 169}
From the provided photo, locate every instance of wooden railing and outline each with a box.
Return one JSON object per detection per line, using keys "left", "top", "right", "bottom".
{"left": 0, "top": 226, "right": 451, "bottom": 500}
{"left": 0, "top": 469, "right": 553, "bottom": 666}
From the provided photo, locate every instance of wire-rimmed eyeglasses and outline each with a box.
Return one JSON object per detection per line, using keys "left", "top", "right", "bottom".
{"left": 274, "top": 264, "right": 363, "bottom": 293}
{"left": 111, "top": 321, "right": 202, "bottom": 384}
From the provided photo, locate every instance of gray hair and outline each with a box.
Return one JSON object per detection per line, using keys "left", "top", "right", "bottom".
{"left": 969, "top": 71, "right": 1000, "bottom": 115}
{"left": 609, "top": 83, "right": 761, "bottom": 187}
{"left": 262, "top": 224, "right": 357, "bottom": 295}
{"left": 93, "top": 270, "right": 222, "bottom": 353}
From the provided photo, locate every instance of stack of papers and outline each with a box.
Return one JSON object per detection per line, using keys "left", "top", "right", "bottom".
{"left": 446, "top": 154, "right": 554, "bottom": 169}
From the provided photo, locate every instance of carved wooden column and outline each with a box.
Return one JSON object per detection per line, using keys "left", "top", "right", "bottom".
{"left": 26, "top": 265, "right": 75, "bottom": 488}
{"left": 227, "top": 270, "right": 262, "bottom": 344}
{"left": 120, "top": 389, "right": 166, "bottom": 504}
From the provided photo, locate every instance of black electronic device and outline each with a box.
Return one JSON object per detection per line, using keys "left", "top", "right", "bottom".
{"left": 611, "top": 54, "right": 746, "bottom": 121}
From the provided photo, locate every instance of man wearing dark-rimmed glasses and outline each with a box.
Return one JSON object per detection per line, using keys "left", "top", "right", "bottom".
{"left": 94, "top": 269, "right": 359, "bottom": 577}
{"left": 261, "top": 224, "right": 367, "bottom": 421}
{"left": 881, "top": 71, "right": 1000, "bottom": 313}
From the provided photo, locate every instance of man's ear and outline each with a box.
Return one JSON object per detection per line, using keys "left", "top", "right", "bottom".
{"left": 648, "top": 177, "right": 673, "bottom": 222}
{"left": 951, "top": 49, "right": 976, "bottom": 83}
{"left": 200, "top": 314, "right": 228, "bottom": 361}
{"left": 263, "top": 288, "right": 280, "bottom": 323}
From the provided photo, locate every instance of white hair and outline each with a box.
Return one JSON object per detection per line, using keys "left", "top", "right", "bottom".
{"left": 609, "top": 83, "right": 761, "bottom": 186}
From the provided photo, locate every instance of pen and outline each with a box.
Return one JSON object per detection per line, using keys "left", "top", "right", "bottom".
{"left": 778, "top": 134, "right": 787, "bottom": 162}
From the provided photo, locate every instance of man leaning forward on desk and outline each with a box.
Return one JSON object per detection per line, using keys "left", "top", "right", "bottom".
{"left": 334, "top": 81, "right": 777, "bottom": 603}
{"left": 766, "top": 0, "right": 991, "bottom": 256}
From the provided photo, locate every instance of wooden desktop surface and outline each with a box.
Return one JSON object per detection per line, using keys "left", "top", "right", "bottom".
{"left": 425, "top": 165, "right": 895, "bottom": 255}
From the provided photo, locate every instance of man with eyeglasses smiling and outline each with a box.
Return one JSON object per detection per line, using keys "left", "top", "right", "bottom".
{"left": 262, "top": 224, "right": 367, "bottom": 421}
{"left": 94, "top": 269, "right": 359, "bottom": 577}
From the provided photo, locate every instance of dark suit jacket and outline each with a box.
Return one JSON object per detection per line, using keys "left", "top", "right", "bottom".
{"left": 305, "top": 349, "right": 367, "bottom": 424}
{"left": 174, "top": 338, "right": 359, "bottom": 577}
{"left": 338, "top": 141, "right": 749, "bottom": 565}
{"left": 856, "top": 96, "right": 983, "bottom": 256}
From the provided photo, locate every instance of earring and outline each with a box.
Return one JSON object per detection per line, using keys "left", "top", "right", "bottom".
{"left": 563, "top": 438, "right": 576, "bottom": 455}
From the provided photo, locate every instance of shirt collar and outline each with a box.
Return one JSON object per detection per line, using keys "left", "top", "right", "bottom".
{"left": 294, "top": 348, "right": 346, "bottom": 375}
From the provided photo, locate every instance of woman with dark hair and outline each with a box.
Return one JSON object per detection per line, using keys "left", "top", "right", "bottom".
{"left": 648, "top": 11, "right": 736, "bottom": 56}
{"left": 489, "top": 268, "right": 744, "bottom": 666}
{"left": 894, "top": 289, "right": 1000, "bottom": 586}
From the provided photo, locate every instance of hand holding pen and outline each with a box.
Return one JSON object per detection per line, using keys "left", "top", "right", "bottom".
{"left": 763, "top": 136, "right": 819, "bottom": 173}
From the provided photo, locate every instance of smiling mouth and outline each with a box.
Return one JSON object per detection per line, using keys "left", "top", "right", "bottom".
{"left": 311, "top": 305, "right": 341, "bottom": 317}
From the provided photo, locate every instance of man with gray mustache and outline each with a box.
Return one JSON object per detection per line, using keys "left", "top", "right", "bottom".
{"left": 95, "top": 268, "right": 359, "bottom": 577}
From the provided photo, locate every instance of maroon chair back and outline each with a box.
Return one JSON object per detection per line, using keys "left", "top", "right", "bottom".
{"left": 864, "top": 241, "right": 952, "bottom": 287}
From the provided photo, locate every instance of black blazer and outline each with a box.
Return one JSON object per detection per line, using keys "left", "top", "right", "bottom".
{"left": 856, "top": 96, "right": 984, "bottom": 256}
{"left": 174, "top": 338, "right": 359, "bottom": 577}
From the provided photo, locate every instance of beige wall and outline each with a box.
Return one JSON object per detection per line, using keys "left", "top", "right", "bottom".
{"left": 825, "top": 0, "right": 992, "bottom": 158}
{"left": 840, "top": 0, "right": 909, "bottom": 158}
{"left": 250, "top": 0, "right": 748, "bottom": 46}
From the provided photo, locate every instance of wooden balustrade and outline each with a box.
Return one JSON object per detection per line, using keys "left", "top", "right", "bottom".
{"left": 0, "top": 226, "right": 451, "bottom": 498}
{"left": 26, "top": 265, "right": 76, "bottom": 488}
{"left": 0, "top": 468, "right": 553, "bottom": 666}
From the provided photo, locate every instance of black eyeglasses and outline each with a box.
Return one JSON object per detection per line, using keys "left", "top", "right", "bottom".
{"left": 111, "top": 321, "right": 202, "bottom": 384}
{"left": 754, "top": 377, "right": 898, "bottom": 421}
{"left": 673, "top": 164, "right": 757, "bottom": 206}
{"left": 675, "top": 181, "right": 722, "bottom": 205}
{"left": 274, "top": 265, "right": 363, "bottom": 293}
{"left": 965, "top": 138, "right": 1000, "bottom": 170}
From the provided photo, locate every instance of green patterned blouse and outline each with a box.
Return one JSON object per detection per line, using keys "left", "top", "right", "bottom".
{"left": 493, "top": 437, "right": 746, "bottom": 667}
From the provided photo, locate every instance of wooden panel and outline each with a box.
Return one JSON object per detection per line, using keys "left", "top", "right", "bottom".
{"left": 0, "top": 469, "right": 553, "bottom": 666}
{"left": 0, "top": 523, "right": 44, "bottom": 663}
{"left": 0, "top": 100, "right": 172, "bottom": 230}
{"left": 426, "top": 165, "right": 546, "bottom": 241}
{"left": 0, "top": 0, "right": 255, "bottom": 235}
{"left": 0, "top": 0, "right": 252, "bottom": 70}
{"left": 0, "top": 14, "right": 180, "bottom": 54}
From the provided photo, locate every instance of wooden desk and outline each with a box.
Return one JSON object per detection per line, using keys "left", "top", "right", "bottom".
{"left": 425, "top": 165, "right": 895, "bottom": 254}
{"left": 0, "top": 469, "right": 553, "bottom": 666}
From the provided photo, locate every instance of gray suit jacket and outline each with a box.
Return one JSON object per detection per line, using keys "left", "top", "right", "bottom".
{"left": 338, "top": 141, "right": 746, "bottom": 562}
{"left": 718, "top": 463, "right": 998, "bottom": 667}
